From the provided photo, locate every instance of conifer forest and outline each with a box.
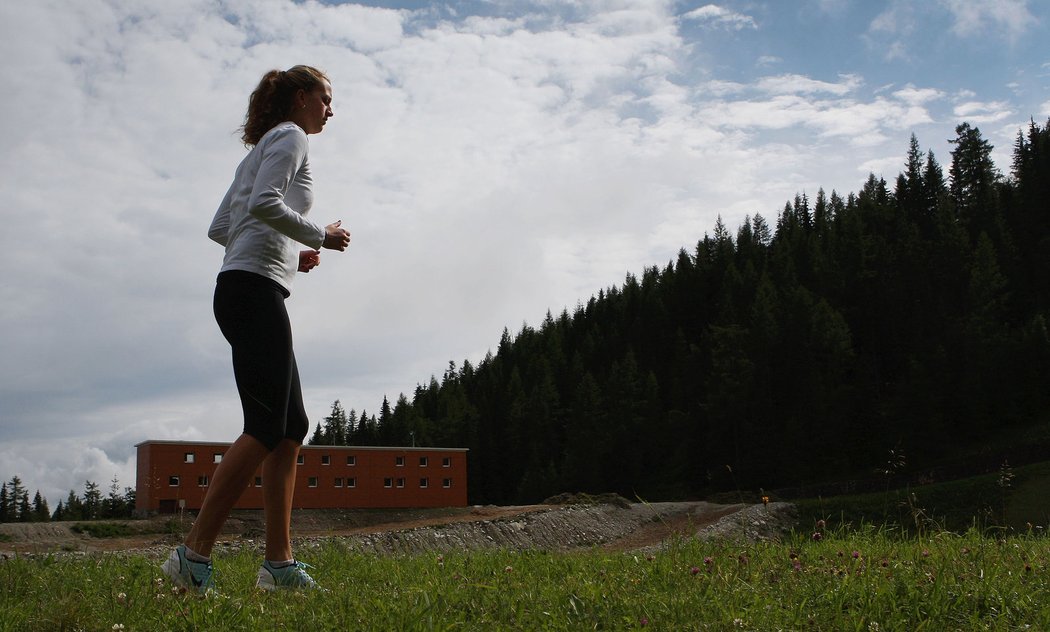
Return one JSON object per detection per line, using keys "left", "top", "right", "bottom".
{"left": 312, "top": 120, "right": 1050, "bottom": 506}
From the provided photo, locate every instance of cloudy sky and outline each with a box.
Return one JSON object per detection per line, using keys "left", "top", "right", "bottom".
{"left": 2, "top": 0, "right": 1047, "bottom": 508}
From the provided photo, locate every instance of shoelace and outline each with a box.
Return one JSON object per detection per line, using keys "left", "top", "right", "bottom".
{"left": 292, "top": 561, "right": 316, "bottom": 581}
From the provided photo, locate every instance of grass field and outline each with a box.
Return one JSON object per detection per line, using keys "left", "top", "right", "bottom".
{"left": 2, "top": 524, "right": 1049, "bottom": 631}
{"left": 5, "top": 461, "right": 1050, "bottom": 630}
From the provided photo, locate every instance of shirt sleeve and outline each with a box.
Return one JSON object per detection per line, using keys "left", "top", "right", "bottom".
{"left": 247, "top": 127, "right": 326, "bottom": 249}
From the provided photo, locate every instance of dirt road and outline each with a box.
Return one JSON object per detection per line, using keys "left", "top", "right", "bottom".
{"left": 0, "top": 501, "right": 797, "bottom": 557}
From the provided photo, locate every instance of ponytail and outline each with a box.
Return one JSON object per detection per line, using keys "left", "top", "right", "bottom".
{"left": 241, "top": 65, "right": 329, "bottom": 146}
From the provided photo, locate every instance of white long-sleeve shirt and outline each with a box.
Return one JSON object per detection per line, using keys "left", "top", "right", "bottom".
{"left": 208, "top": 122, "right": 326, "bottom": 292}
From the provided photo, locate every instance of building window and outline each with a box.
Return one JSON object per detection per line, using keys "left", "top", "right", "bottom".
{"left": 396, "top": 477, "right": 405, "bottom": 488}
{"left": 198, "top": 475, "right": 209, "bottom": 487}
{"left": 334, "top": 477, "right": 343, "bottom": 488}
{"left": 297, "top": 455, "right": 305, "bottom": 465}
{"left": 384, "top": 477, "right": 393, "bottom": 488}
{"left": 443, "top": 478, "right": 452, "bottom": 488}
{"left": 419, "top": 456, "right": 428, "bottom": 467}
{"left": 420, "top": 477, "right": 429, "bottom": 488}
{"left": 308, "top": 477, "right": 318, "bottom": 488}
{"left": 346, "top": 455, "right": 356, "bottom": 466}
{"left": 395, "top": 456, "right": 405, "bottom": 467}
{"left": 347, "top": 477, "right": 356, "bottom": 488}
{"left": 168, "top": 475, "right": 180, "bottom": 487}
{"left": 184, "top": 453, "right": 195, "bottom": 464}
{"left": 254, "top": 476, "right": 263, "bottom": 487}
{"left": 442, "top": 457, "right": 452, "bottom": 467}
{"left": 213, "top": 453, "right": 223, "bottom": 464}
{"left": 322, "top": 455, "right": 330, "bottom": 465}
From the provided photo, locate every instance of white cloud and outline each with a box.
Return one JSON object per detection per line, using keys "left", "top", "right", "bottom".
{"left": 699, "top": 79, "right": 746, "bottom": 96}
{"left": 755, "top": 73, "right": 863, "bottom": 96}
{"left": 869, "top": 2, "right": 916, "bottom": 36}
{"left": 859, "top": 155, "right": 907, "bottom": 179}
{"left": 893, "top": 85, "right": 944, "bottom": 106}
{"left": 681, "top": 4, "right": 757, "bottom": 30}
{"left": 954, "top": 100, "right": 1014, "bottom": 123}
{"left": 756, "top": 55, "right": 781, "bottom": 67}
{"left": 939, "top": 0, "right": 1035, "bottom": 40}
{"left": 1041, "top": 100, "right": 1050, "bottom": 117}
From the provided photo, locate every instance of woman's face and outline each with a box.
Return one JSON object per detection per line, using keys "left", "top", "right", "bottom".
{"left": 295, "top": 80, "right": 334, "bottom": 134}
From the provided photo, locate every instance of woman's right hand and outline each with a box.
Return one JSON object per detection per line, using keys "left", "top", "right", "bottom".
{"left": 323, "top": 220, "right": 351, "bottom": 251}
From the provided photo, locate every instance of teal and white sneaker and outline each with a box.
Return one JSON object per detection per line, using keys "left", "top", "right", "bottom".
{"left": 256, "top": 560, "right": 320, "bottom": 591}
{"left": 161, "top": 545, "right": 215, "bottom": 595}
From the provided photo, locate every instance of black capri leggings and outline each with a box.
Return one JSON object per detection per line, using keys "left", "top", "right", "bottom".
{"left": 213, "top": 270, "right": 309, "bottom": 451}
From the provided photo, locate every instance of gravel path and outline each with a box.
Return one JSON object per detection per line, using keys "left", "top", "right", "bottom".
{"left": 0, "top": 501, "right": 799, "bottom": 560}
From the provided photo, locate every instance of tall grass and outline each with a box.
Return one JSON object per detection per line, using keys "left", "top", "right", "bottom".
{"left": 2, "top": 526, "right": 1049, "bottom": 630}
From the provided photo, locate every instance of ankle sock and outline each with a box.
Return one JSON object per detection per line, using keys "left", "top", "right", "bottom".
{"left": 184, "top": 546, "right": 211, "bottom": 564}
{"left": 267, "top": 559, "right": 295, "bottom": 568}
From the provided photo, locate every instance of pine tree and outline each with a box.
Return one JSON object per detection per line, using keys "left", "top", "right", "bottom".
{"left": 62, "top": 490, "right": 84, "bottom": 521}
{"left": 32, "top": 491, "right": 50, "bottom": 522}
{"left": 82, "top": 480, "right": 103, "bottom": 520}
{"left": 6, "top": 477, "right": 26, "bottom": 522}
{"left": 17, "top": 492, "right": 31, "bottom": 523}
{"left": 949, "top": 122, "right": 1003, "bottom": 244}
{"left": 0, "top": 482, "right": 8, "bottom": 523}
{"left": 104, "top": 475, "right": 124, "bottom": 518}
{"left": 123, "top": 487, "right": 136, "bottom": 516}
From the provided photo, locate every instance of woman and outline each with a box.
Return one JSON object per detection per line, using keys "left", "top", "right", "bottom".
{"left": 162, "top": 65, "right": 351, "bottom": 593}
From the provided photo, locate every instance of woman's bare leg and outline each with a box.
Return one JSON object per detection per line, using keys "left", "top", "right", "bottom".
{"left": 184, "top": 433, "right": 269, "bottom": 557}
{"left": 262, "top": 438, "right": 301, "bottom": 562}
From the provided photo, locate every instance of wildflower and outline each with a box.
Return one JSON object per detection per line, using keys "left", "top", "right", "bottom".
{"left": 690, "top": 566, "right": 701, "bottom": 576}
{"left": 733, "top": 618, "right": 745, "bottom": 627}
{"left": 704, "top": 556, "right": 714, "bottom": 566}
{"left": 881, "top": 559, "right": 889, "bottom": 568}
{"left": 792, "top": 560, "right": 802, "bottom": 572}
{"left": 761, "top": 496, "right": 770, "bottom": 505}
{"left": 116, "top": 592, "right": 127, "bottom": 605}
{"left": 738, "top": 554, "right": 749, "bottom": 566}
{"left": 815, "top": 519, "right": 826, "bottom": 530}
{"left": 640, "top": 616, "right": 649, "bottom": 627}
{"left": 921, "top": 549, "right": 930, "bottom": 557}
{"left": 851, "top": 551, "right": 861, "bottom": 560}
{"left": 646, "top": 554, "right": 655, "bottom": 562}
{"left": 811, "top": 531, "right": 823, "bottom": 541}
{"left": 112, "top": 625, "right": 125, "bottom": 631}
{"left": 504, "top": 565, "right": 513, "bottom": 573}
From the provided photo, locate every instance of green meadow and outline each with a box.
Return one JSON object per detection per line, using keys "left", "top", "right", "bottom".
{"left": 5, "top": 463, "right": 1050, "bottom": 631}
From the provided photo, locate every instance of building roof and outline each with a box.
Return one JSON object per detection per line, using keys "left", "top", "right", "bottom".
{"left": 134, "top": 439, "right": 467, "bottom": 452}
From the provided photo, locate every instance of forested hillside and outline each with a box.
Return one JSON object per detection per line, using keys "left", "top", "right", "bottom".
{"left": 313, "top": 120, "right": 1050, "bottom": 505}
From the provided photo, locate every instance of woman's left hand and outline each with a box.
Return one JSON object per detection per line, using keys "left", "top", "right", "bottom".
{"left": 298, "top": 249, "right": 321, "bottom": 273}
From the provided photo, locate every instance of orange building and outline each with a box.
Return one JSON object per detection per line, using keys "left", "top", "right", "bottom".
{"left": 135, "top": 440, "right": 468, "bottom": 514}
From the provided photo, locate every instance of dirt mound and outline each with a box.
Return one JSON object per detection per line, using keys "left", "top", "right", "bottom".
{"left": 0, "top": 502, "right": 799, "bottom": 559}
{"left": 543, "top": 492, "right": 633, "bottom": 508}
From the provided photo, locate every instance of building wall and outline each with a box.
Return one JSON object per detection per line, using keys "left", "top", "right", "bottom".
{"left": 135, "top": 441, "right": 468, "bottom": 513}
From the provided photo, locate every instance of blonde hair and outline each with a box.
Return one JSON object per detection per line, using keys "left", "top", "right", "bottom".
{"left": 241, "top": 65, "right": 329, "bottom": 146}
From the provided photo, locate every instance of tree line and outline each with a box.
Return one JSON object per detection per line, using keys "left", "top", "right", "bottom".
{"left": 0, "top": 476, "right": 135, "bottom": 523}
{"left": 310, "top": 118, "right": 1048, "bottom": 505}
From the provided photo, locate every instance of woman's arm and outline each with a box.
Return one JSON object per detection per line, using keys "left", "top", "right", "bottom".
{"left": 247, "top": 127, "right": 326, "bottom": 249}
